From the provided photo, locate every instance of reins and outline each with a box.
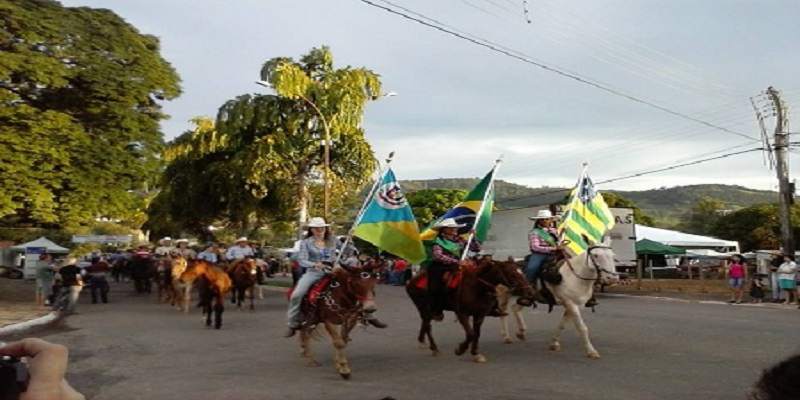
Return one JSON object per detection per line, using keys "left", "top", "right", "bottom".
{"left": 565, "top": 245, "right": 618, "bottom": 282}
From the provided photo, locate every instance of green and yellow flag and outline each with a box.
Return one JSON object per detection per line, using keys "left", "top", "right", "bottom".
{"left": 558, "top": 169, "right": 614, "bottom": 256}
{"left": 354, "top": 168, "right": 426, "bottom": 264}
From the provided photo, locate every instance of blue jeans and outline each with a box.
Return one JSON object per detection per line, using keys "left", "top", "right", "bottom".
{"left": 55, "top": 286, "right": 82, "bottom": 313}
{"left": 525, "top": 253, "right": 554, "bottom": 284}
{"left": 286, "top": 268, "right": 325, "bottom": 327}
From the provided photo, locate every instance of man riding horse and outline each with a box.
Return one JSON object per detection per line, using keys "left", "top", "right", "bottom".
{"left": 226, "top": 237, "right": 254, "bottom": 273}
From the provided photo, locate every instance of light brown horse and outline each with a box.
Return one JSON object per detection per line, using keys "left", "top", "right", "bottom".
{"left": 406, "top": 258, "right": 535, "bottom": 362}
{"left": 297, "top": 265, "right": 379, "bottom": 380}
{"left": 170, "top": 256, "right": 193, "bottom": 312}
{"left": 179, "top": 260, "right": 232, "bottom": 329}
{"left": 229, "top": 258, "right": 257, "bottom": 311}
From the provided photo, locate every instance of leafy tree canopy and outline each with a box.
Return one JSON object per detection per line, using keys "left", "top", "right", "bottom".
{"left": 711, "top": 203, "right": 800, "bottom": 252}
{"left": 0, "top": 0, "right": 181, "bottom": 228}
{"left": 601, "top": 192, "right": 655, "bottom": 227}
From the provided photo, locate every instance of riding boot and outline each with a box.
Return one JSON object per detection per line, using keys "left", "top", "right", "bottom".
{"left": 584, "top": 295, "right": 598, "bottom": 308}
{"left": 283, "top": 323, "right": 300, "bottom": 338}
{"left": 363, "top": 311, "right": 389, "bottom": 328}
{"left": 488, "top": 307, "right": 508, "bottom": 317}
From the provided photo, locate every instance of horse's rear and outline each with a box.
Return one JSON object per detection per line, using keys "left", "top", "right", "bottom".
{"left": 298, "top": 265, "right": 378, "bottom": 380}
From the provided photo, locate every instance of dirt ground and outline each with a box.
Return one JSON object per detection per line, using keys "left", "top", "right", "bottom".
{"left": 1, "top": 278, "right": 35, "bottom": 303}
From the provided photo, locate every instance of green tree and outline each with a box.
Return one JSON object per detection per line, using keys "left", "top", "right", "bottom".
{"left": 406, "top": 189, "right": 468, "bottom": 227}
{"left": 712, "top": 203, "right": 800, "bottom": 252}
{"left": 678, "top": 197, "right": 727, "bottom": 236}
{"left": 0, "top": 0, "right": 181, "bottom": 228}
{"left": 602, "top": 192, "right": 655, "bottom": 226}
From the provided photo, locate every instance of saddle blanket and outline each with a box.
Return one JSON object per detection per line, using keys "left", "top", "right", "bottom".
{"left": 287, "top": 277, "right": 332, "bottom": 302}
{"left": 415, "top": 270, "right": 463, "bottom": 290}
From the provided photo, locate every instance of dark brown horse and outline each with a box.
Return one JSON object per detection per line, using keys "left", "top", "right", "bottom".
{"left": 406, "top": 258, "right": 535, "bottom": 362}
{"left": 230, "top": 258, "right": 257, "bottom": 311}
{"left": 297, "top": 265, "right": 379, "bottom": 380}
{"left": 179, "top": 260, "right": 232, "bottom": 329}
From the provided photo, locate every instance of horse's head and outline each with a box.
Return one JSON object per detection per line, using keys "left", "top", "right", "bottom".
{"left": 587, "top": 237, "right": 618, "bottom": 286}
{"left": 477, "top": 258, "right": 535, "bottom": 300}
{"left": 178, "top": 260, "right": 205, "bottom": 284}
{"left": 331, "top": 265, "right": 379, "bottom": 313}
{"left": 171, "top": 257, "right": 187, "bottom": 279}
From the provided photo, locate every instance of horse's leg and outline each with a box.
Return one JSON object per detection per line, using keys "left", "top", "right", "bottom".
{"left": 496, "top": 287, "right": 512, "bottom": 344}
{"left": 299, "top": 329, "right": 320, "bottom": 367}
{"left": 230, "top": 287, "right": 237, "bottom": 304}
{"left": 549, "top": 305, "right": 574, "bottom": 352}
{"left": 454, "top": 314, "right": 473, "bottom": 356}
{"left": 324, "top": 321, "right": 350, "bottom": 379}
{"left": 568, "top": 305, "right": 600, "bottom": 359}
{"left": 214, "top": 294, "right": 224, "bottom": 329}
{"left": 511, "top": 303, "right": 527, "bottom": 341}
{"left": 248, "top": 284, "right": 255, "bottom": 310}
{"left": 470, "top": 315, "right": 487, "bottom": 363}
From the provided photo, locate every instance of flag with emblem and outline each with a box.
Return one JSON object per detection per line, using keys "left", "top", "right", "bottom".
{"left": 419, "top": 167, "right": 496, "bottom": 243}
{"left": 557, "top": 166, "right": 615, "bottom": 256}
{"left": 354, "top": 168, "right": 426, "bottom": 264}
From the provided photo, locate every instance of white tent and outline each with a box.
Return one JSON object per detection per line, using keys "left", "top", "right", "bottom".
{"left": 9, "top": 237, "right": 70, "bottom": 253}
{"left": 636, "top": 226, "right": 739, "bottom": 251}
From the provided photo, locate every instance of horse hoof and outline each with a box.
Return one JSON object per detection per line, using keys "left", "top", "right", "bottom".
{"left": 418, "top": 342, "right": 427, "bottom": 349}
{"left": 454, "top": 347, "right": 466, "bottom": 356}
{"left": 502, "top": 337, "right": 512, "bottom": 344}
{"left": 473, "top": 355, "right": 487, "bottom": 363}
{"left": 587, "top": 352, "right": 601, "bottom": 359}
{"left": 340, "top": 373, "right": 351, "bottom": 380}
{"left": 549, "top": 343, "right": 561, "bottom": 351}
{"left": 431, "top": 349, "right": 440, "bottom": 357}
{"left": 516, "top": 333, "right": 526, "bottom": 341}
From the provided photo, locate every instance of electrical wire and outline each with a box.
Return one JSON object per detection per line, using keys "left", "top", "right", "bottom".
{"left": 360, "top": 0, "right": 760, "bottom": 143}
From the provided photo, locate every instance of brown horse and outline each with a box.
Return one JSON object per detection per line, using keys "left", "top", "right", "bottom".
{"left": 406, "top": 258, "right": 535, "bottom": 362}
{"left": 179, "top": 260, "right": 232, "bottom": 329}
{"left": 229, "top": 258, "right": 257, "bottom": 311}
{"left": 297, "top": 265, "right": 379, "bottom": 380}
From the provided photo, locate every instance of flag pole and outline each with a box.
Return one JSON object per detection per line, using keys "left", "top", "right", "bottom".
{"left": 460, "top": 155, "right": 503, "bottom": 261}
{"left": 557, "top": 162, "right": 589, "bottom": 244}
{"left": 335, "top": 151, "right": 395, "bottom": 265}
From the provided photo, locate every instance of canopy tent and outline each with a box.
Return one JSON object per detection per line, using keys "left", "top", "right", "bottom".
{"left": 9, "top": 237, "right": 70, "bottom": 253}
{"left": 636, "top": 239, "right": 686, "bottom": 255}
{"left": 636, "top": 226, "right": 738, "bottom": 250}
{"left": 686, "top": 249, "right": 735, "bottom": 258}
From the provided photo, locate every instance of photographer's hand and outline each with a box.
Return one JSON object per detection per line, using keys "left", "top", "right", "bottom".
{"left": 0, "top": 339, "right": 84, "bottom": 400}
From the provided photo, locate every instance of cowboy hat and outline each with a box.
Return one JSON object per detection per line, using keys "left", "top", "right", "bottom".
{"left": 529, "top": 210, "right": 560, "bottom": 220}
{"left": 175, "top": 238, "right": 189, "bottom": 244}
{"left": 59, "top": 257, "right": 78, "bottom": 267}
{"left": 306, "top": 217, "right": 331, "bottom": 228}
{"left": 432, "top": 217, "right": 466, "bottom": 230}
{"left": 159, "top": 237, "right": 173, "bottom": 243}
{"left": 234, "top": 237, "right": 249, "bottom": 243}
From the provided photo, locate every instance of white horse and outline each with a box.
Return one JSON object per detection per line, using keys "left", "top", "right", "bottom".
{"left": 498, "top": 238, "right": 619, "bottom": 358}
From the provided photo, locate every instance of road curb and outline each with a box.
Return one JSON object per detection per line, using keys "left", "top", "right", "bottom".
{"left": 604, "top": 293, "right": 795, "bottom": 309}
{"left": 0, "top": 311, "right": 59, "bottom": 336}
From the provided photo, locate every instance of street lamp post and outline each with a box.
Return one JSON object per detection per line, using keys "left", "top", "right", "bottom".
{"left": 255, "top": 81, "right": 395, "bottom": 226}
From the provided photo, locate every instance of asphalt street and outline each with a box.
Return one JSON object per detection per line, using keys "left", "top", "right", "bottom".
{"left": 4, "top": 281, "right": 799, "bottom": 400}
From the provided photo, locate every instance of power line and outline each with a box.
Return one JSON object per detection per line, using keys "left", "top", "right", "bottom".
{"left": 495, "top": 147, "right": 763, "bottom": 204}
{"left": 360, "top": 0, "right": 760, "bottom": 142}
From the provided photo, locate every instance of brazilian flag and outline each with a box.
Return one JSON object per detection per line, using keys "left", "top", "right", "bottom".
{"left": 420, "top": 167, "right": 495, "bottom": 246}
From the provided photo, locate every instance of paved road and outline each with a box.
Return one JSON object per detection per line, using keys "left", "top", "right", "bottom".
{"left": 4, "top": 281, "right": 799, "bottom": 400}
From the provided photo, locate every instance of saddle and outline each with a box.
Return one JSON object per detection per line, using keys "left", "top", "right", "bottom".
{"left": 414, "top": 268, "right": 466, "bottom": 290}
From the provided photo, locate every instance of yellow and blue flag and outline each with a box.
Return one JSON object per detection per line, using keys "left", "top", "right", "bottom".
{"left": 420, "top": 168, "right": 495, "bottom": 243}
{"left": 558, "top": 171, "right": 614, "bottom": 255}
{"left": 354, "top": 168, "right": 426, "bottom": 264}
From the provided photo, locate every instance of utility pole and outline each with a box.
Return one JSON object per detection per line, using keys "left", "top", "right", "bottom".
{"left": 767, "top": 87, "right": 795, "bottom": 255}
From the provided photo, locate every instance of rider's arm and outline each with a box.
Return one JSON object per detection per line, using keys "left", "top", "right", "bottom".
{"left": 529, "top": 231, "right": 556, "bottom": 254}
{"left": 296, "top": 240, "right": 318, "bottom": 269}
{"left": 431, "top": 244, "right": 460, "bottom": 265}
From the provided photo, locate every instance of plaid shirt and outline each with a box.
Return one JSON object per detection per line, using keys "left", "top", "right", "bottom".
{"left": 432, "top": 235, "right": 481, "bottom": 265}
{"left": 528, "top": 227, "right": 558, "bottom": 254}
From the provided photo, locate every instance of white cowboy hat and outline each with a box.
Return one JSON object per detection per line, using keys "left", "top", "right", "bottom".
{"left": 174, "top": 238, "right": 189, "bottom": 244}
{"left": 306, "top": 217, "right": 330, "bottom": 228}
{"left": 432, "top": 217, "right": 466, "bottom": 230}
{"left": 529, "top": 210, "right": 560, "bottom": 220}
{"left": 159, "top": 237, "right": 173, "bottom": 243}
{"left": 234, "top": 237, "right": 249, "bottom": 243}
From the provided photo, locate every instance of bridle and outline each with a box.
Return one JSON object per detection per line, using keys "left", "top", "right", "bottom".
{"left": 476, "top": 261, "right": 533, "bottom": 293}
{"left": 567, "top": 245, "right": 619, "bottom": 282}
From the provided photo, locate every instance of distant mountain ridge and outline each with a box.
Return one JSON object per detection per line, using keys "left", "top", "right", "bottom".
{"left": 401, "top": 179, "right": 777, "bottom": 224}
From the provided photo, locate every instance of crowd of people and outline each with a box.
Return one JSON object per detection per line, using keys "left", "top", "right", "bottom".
{"left": 725, "top": 253, "right": 800, "bottom": 308}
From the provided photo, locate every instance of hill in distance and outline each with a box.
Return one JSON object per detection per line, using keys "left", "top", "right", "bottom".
{"left": 401, "top": 179, "right": 777, "bottom": 224}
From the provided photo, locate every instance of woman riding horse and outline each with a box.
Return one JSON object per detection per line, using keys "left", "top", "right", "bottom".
{"left": 284, "top": 217, "right": 387, "bottom": 337}
{"left": 426, "top": 218, "right": 481, "bottom": 322}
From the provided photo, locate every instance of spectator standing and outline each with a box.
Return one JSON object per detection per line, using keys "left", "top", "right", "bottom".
{"left": 770, "top": 252, "right": 784, "bottom": 303}
{"left": 86, "top": 258, "right": 111, "bottom": 304}
{"left": 34, "top": 253, "right": 56, "bottom": 307}
{"left": 392, "top": 258, "right": 407, "bottom": 286}
{"left": 776, "top": 255, "right": 797, "bottom": 305}
{"left": 727, "top": 254, "right": 747, "bottom": 304}
{"left": 749, "top": 275, "right": 765, "bottom": 303}
{"left": 54, "top": 257, "right": 83, "bottom": 314}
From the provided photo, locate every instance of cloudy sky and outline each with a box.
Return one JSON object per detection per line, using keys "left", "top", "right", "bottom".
{"left": 60, "top": 0, "right": 800, "bottom": 192}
